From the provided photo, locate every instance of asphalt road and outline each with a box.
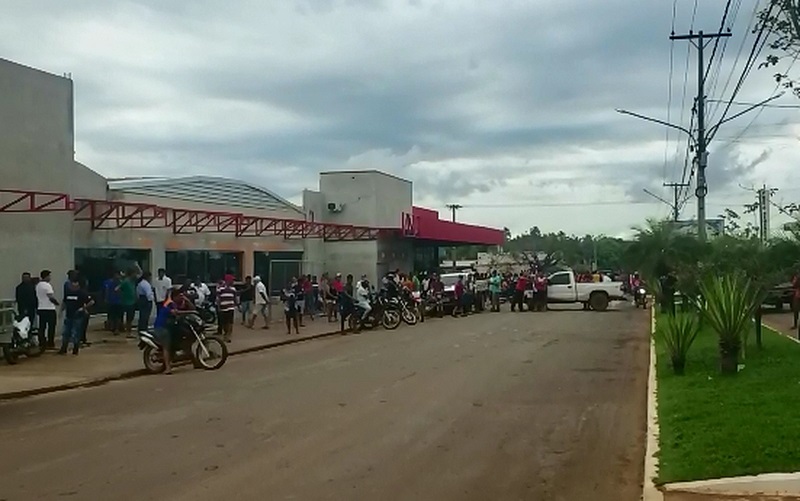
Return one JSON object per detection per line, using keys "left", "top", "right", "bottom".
{"left": 1, "top": 304, "right": 649, "bottom": 501}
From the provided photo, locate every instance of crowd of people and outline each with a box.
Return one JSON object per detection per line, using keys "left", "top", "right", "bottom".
{"left": 13, "top": 264, "right": 604, "bottom": 361}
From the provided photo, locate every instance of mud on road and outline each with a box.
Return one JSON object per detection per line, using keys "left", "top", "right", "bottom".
{"left": 1, "top": 304, "right": 650, "bottom": 501}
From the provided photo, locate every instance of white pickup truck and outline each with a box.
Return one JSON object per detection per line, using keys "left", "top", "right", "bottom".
{"left": 546, "top": 269, "right": 626, "bottom": 311}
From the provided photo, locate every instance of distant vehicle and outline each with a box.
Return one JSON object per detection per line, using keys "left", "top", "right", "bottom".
{"left": 764, "top": 281, "right": 793, "bottom": 310}
{"left": 439, "top": 271, "right": 489, "bottom": 312}
{"left": 546, "top": 269, "right": 626, "bottom": 311}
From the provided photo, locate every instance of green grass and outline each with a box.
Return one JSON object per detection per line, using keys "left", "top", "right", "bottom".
{"left": 656, "top": 317, "right": 800, "bottom": 484}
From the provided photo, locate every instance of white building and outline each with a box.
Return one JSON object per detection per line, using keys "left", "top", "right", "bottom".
{"left": 0, "top": 57, "right": 504, "bottom": 303}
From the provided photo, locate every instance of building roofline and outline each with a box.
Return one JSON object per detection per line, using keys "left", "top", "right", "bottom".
{"left": 0, "top": 58, "right": 72, "bottom": 81}
{"left": 108, "top": 175, "right": 302, "bottom": 213}
{"left": 319, "top": 170, "right": 411, "bottom": 184}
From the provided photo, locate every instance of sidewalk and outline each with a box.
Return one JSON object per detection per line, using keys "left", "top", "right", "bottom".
{"left": 0, "top": 312, "right": 344, "bottom": 400}
{"left": 762, "top": 309, "right": 797, "bottom": 336}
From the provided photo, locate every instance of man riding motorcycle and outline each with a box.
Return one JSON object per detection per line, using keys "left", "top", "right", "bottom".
{"left": 355, "top": 278, "right": 372, "bottom": 327}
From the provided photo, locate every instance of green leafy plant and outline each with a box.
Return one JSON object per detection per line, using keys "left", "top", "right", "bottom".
{"left": 655, "top": 313, "right": 701, "bottom": 375}
{"left": 698, "top": 273, "right": 766, "bottom": 375}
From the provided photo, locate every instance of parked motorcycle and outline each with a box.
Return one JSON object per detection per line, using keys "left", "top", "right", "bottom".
{"left": 196, "top": 301, "right": 217, "bottom": 325}
{"left": 0, "top": 316, "right": 45, "bottom": 365}
{"left": 398, "top": 289, "right": 419, "bottom": 325}
{"left": 349, "top": 294, "right": 402, "bottom": 331}
{"left": 138, "top": 312, "right": 228, "bottom": 373}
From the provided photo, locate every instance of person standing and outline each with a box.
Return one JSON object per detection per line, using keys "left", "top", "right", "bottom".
{"left": 488, "top": 270, "right": 502, "bottom": 312}
{"left": 249, "top": 276, "right": 270, "bottom": 329}
{"left": 104, "top": 272, "right": 123, "bottom": 335}
{"left": 340, "top": 274, "right": 355, "bottom": 333}
{"left": 534, "top": 272, "right": 548, "bottom": 312}
{"left": 331, "top": 273, "right": 344, "bottom": 321}
{"left": 792, "top": 270, "right": 800, "bottom": 329}
{"left": 239, "top": 276, "right": 254, "bottom": 325}
{"left": 36, "top": 270, "right": 59, "bottom": 349}
{"left": 512, "top": 273, "right": 527, "bottom": 312}
{"left": 453, "top": 275, "right": 466, "bottom": 317}
{"left": 59, "top": 278, "right": 93, "bottom": 355}
{"left": 136, "top": 271, "right": 155, "bottom": 334}
{"left": 15, "top": 272, "right": 37, "bottom": 323}
{"left": 216, "top": 276, "right": 238, "bottom": 343}
{"left": 153, "top": 268, "right": 172, "bottom": 305}
{"left": 294, "top": 276, "right": 306, "bottom": 327}
{"left": 303, "top": 274, "right": 315, "bottom": 322}
{"left": 281, "top": 281, "right": 300, "bottom": 335}
{"left": 119, "top": 272, "right": 137, "bottom": 336}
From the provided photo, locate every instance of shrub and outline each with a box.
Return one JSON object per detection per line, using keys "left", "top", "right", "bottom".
{"left": 655, "top": 312, "right": 701, "bottom": 375}
{"left": 698, "top": 273, "right": 765, "bottom": 375}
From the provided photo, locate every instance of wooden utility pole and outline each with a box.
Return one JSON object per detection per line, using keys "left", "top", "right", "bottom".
{"left": 445, "top": 204, "right": 462, "bottom": 222}
{"left": 670, "top": 30, "right": 731, "bottom": 241}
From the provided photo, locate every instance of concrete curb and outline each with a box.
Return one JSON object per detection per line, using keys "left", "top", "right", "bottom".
{"left": 642, "top": 307, "right": 664, "bottom": 501}
{"left": 0, "top": 328, "right": 342, "bottom": 402}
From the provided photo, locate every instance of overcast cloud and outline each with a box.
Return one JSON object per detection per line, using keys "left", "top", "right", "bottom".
{"left": 2, "top": 0, "right": 800, "bottom": 237}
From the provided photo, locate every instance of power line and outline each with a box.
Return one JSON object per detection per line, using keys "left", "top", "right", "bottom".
{"left": 710, "top": 0, "right": 777, "bottom": 139}
{"left": 704, "top": 0, "right": 734, "bottom": 84}
{"left": 663, "top": 0, "right": 679, "bottom": 183}
{"left": 709, "top": 0, "right": 761, "bottom": 121}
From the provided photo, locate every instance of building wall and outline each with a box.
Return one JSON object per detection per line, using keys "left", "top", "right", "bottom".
{"left": 0, "top": 59, "right": 76, "bottom": 300}
{"left": 308, "top": 171, "right": 414, "bottom": 284}
{"left": 73, "top": 190, "right": 305, "bottom": 278}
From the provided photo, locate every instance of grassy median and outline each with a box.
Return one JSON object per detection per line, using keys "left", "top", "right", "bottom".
{"left": 656, "top": 317, "right": 800, "bottom": 484}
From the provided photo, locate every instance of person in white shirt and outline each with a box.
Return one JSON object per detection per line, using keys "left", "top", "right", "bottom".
{"left": 153, "top": 268, "right": 172, "bottom": 304}
{"left": 249, "top": 276, "right": 270, "bottom": 329}
{"left": 35, "top": 269, "right": 59, "bottom": 349}
{"left": 355, "top": 279, "right": 372, "bottom": 321}
{"left": 193, "top": 277, "right": 211, "bottom": 306}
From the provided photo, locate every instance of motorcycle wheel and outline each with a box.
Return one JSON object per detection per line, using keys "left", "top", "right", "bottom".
{"left": 200, "top": 309, "right": 217, "bottom": 325}
{"left": 142, "top": 345, "right": 166, "bottom": 374}
{"left": 401, "top": 307, "right": 418, "bottom": 326}
{"left": 381, "top": 309, "right": 402, "bottom": 330}
{"left": 194, "top": 336, "right": 228, "bottom": 370}
{"left": 26, "top": 336, "right": 45, "bottom": 358}
{"left": 3, "top": 346, "right": 19, "bottom": 365}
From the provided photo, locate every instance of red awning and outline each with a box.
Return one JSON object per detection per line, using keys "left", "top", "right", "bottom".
{"left": 403, "top": 207, "right": 504, "bottom": 246}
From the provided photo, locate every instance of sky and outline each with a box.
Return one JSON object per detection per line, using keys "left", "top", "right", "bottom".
{"left": 2, "top": 0, "right": 800, "bottom": 238}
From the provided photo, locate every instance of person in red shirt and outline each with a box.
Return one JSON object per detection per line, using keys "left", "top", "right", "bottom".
{"left": 792, "top": 272, "right": 800, "bottom": 329}
{"left": 512, "top": 274, "right": 528, "bottom": 312}
{"left": 534, "top": 272, "right": 548, "bottom": 312}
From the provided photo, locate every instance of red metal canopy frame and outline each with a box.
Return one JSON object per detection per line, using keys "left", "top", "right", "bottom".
{"left": 0, "top": 190, "right": 385, "bottom": 242}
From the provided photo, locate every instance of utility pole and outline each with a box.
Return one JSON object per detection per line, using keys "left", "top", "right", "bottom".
{"left": 445, "top": 204, "right": 462, "bottom": 222}
{"left": 670, "top": 30, "right": 731, "bottom": 241}
{"left": 444, "top": 204, "right": 462, "bottom": 268}
{"left": 663, "top": 182, "right": 690, "bottom": 222}
{"left": 757, "top": 185, "right": 771, "bottom": 245}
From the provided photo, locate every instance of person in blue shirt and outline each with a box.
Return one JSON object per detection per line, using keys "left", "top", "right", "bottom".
{"left": 104, "top": 272, "right": 123, "bottom": 335}
{"left": 153, "top": 289, "right": 180, "bottom": 374}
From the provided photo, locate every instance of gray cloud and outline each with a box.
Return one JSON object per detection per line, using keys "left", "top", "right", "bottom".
{"left": 1, "top": 0, "right": 796, "bottom": 235}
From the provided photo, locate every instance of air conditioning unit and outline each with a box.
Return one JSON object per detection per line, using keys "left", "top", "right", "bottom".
{"left": 327, "top": 202, "right": 344, "bottom": 213}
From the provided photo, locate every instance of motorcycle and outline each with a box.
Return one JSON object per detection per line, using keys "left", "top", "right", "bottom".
{"left": 349, "top": 293, "right": 402, "bottom": 331}
{"left": 196, "top": 301, "right": 217, "bottom": 325}
{"left": 634, "top": 286, "right": 648, "bottom": 309}
{"left": 398, "top": 289, "right": 419, "bottom": 325}
{"left": 422, "top": 292, "right": 444, "bottom": 318}
{"left": 0, "top": 316, "right": 45, "bottom": 365}
{"left": 138, "top": 312, "right": 228, "bottom": 373}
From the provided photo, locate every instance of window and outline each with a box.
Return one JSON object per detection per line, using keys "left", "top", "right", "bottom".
{"left": 165, "top": 251, "right": 242, "bottom": 284}
{"left": 549, "top": 272, "right": 571, "bottom": 286}
{"left": 254, "top": 251, "right": 304, "bottom": 295}
{"left": 74, "top": 248, "right": 151, "bottom": 313}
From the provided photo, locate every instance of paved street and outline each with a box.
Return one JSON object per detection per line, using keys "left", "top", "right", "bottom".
{"left": 1, "top": 305, "right": 649, "bottom": 501}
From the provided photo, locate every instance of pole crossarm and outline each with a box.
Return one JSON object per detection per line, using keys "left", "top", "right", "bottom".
{"left": 615, "top": 109, "right": 697, "bottom": 144}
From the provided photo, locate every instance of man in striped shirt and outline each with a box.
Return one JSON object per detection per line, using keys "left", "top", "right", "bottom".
{"left": 216, "top": 276, "right": 238, "bottom": 343}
